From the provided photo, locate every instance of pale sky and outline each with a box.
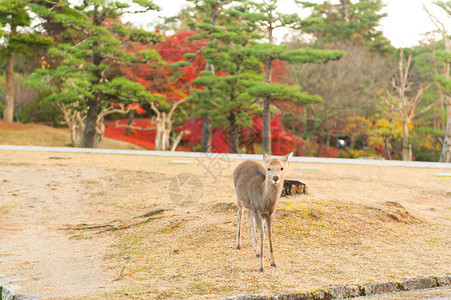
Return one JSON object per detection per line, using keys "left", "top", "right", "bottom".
{"left": 123, "top": 0, "right": 451, "bottom": 48}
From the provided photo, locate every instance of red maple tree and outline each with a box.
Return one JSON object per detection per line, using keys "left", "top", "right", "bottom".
{"left": 105, "top": 31, "right": 206, "bottom": 149}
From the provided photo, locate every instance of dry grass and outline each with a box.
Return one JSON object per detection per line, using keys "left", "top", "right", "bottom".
{"left": 0, "top": 150, "right": 449, "bottom": 299}
{"left": 0, "top": 120, "right": 144, "bottom": 150}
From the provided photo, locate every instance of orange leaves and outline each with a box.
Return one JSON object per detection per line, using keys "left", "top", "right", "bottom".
{"left": 40, "top": 56, "right": 50, "bottom": 69}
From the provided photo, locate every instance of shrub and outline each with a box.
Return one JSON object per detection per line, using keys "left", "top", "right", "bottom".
{"left": 21, "top": 92, "right": 61, "bottom": 126}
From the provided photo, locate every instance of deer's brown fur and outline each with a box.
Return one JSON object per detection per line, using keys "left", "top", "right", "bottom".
{"left": 233, "top": 152, "right": 293, "bottom": 272}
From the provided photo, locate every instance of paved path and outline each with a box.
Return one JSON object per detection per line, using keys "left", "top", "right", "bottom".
{"left": 1, "top": 145, "right": 450, "bottom": 169}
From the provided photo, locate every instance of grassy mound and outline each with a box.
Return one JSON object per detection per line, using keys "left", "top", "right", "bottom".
{"left": 0, "top": 120, "right": 144, "bottom": 150}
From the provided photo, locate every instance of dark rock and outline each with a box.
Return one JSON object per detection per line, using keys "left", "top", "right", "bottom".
{"left": 400, "top": 278, "right": 436, "bottom": 291}
{"left": 435, "top": 275, "right": 451, "bottom": 287}
{"left": 222, "top": 295, "right": 269, "bottom": 300}
{"left": 360, "top": 282, "right": 399, "bottom": 295}
{"left": 312, "top": 290, "right": 327, "bottom": 300}
{"left": 224, "top": 275, "right": 451, "bottom": 300}
{"left": 15, "top": 295, "right": 40, "bottom": 300}
{"left": 272, "top": 292, "right": 314, "bottom": 300}
{"left": 323, "top": 286, "right": 360, "bottom": 299}
{"left": 1, "top": 285, "right": 17, "bottom": 300}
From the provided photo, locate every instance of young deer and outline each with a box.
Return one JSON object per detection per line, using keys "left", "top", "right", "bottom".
{"left": 233, "top": 152, "right": 293, "bottom": 272}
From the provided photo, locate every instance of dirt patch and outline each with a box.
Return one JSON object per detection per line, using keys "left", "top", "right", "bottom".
{"left": 0, "top": 149, "right": 450, "bottom": 299}
{"left": 0, "top": 164, "right": 122, "bottom": 298}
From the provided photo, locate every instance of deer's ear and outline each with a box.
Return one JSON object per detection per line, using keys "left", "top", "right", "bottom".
{"left": 283, "top": 152, "right": 293, "bottom": 164}
{"left": 263, "top": 153, "right": 271, "bottom": 164}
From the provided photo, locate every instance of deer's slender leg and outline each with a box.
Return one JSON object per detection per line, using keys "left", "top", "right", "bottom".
{"left": 266, "top": 218, "right": 276, "bottom": 267}
{"left": 254, "top": 215, "right": 264, "bottom": 272}
{"left": 248, "top": 211, "right": 259, "bottom": 257}
{"left": 236, "top": 206, "right": 243, "bottom": 250}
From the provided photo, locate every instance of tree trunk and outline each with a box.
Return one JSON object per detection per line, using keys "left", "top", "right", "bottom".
{"left": 302, "top": 107, "right": 309, "bottom": 140}
{"left": 200, "top": 115, "right": 211, "bottom": 152}
{"left": 432, "top": 54, "right": 445, "bottom": 130}
{"left": 200, "top": 4, "right": 221, "bottom": 153}
{"left": 76, "top": 112, "right": 84, "bottom": 146}
{"left": 440, "top": 99, "right": 451, "bottom": 162}
{"left": 154, "top": 112, "right": 166, "bottom": 151}
{"left": 94, "top": 118, "right": 105, "bottom": 148}
{"left": 82, "top": 5, "right": 101, "bottom": 148}
{"left": 401, "top": 119, "right": 411, "bottom": 161}
{"left": 171, "top": 130, "right": 189, "bottom": 152}
{"left": 70, "top": 122, "right": 78, "bottom": 147}
{"left": 162, "top": 128, "right": 171, "bottom": 150}
{"left": 384, "top": 138, "right": 391, "bottom": 160}
{"left": 82, "top": 95, "right": 99, "bottom": 148}
{"left": 125, "top": 110, "right": 135, "bottom": 135}
{"left": 262, "top": 12, "right": 274, "bottom": 154}
{"left": 3, "top": 52, "right": 15, "bottom": 123}
{"left": 340, "top": 0, "right": 349, "bottom": 22}
{"left": 262, "top": 57, "right": 273, "bottom": 154}
{"left": 229, "top": 112, "right": 239, "bottom": 154}
{"left": 316, "top": 137, "right": 323, "bottom": 157}
{"left": 200, "top": 58, "right": 213, "bottom": 152}
{"left": 325, "top": 134, "right": 331, "bottom": 153}
{"left": 262, "top": 95, "right": 271, "bottom": 154}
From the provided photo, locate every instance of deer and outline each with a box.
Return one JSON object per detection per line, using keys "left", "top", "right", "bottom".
{"left": 233, "top": 152, "right": 293, "bottom": 272}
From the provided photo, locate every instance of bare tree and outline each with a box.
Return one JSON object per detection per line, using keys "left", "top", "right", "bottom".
{"left": 115, "top": 98, "right": 189, "bottom": 151}
{"left": 54, "top": 102, "right": 84, "bottom": 147}
{"left": 287, "top": 41, "right": 394, "bottom": 148}
{"left": 384, "top": 49, "right": 431, "bottom": 161}
{"left": 150, "top": 98, "right": 188, "bottom": 151}
{"left": 95, "top": 103, "right": 140, "bottom": 147}
{"left": 424, "top": 3, "right": 451, "bottom": 162}
{"left": 55, "top": 102, "right": 137, "bottom": 147}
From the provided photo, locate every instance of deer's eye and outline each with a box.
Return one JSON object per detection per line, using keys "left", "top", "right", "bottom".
{"left": 281, "top": 167, "right": 284, "bottom": 171}
{"left": 267, "top": 168, "right": 270, "bottom": 171}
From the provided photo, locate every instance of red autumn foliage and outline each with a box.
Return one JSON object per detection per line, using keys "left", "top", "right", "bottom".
{"left": 180, "top": 114, "right": 305, "bottom": 155}
{"left": 105, "top": 32, "right": 206, "bottom": 150}
{"left": 104, "top": 118, "right": 190, "bottom": 151}
{"left": 104, "top": 119, "right": 156, "bottom": 149}
{"left": 244, "top": 114, "right": 304, "bottom": 156}
{"left": 271, "top": 59, "right": 291, "bottom": 84}
{"left": 179, "top": 118, "right": 231, "bottom": 152}
{"left": 317, "top": 144, "right": 340, "bottom": 157}
{"left": 121, "top": 31, "right": 206, "bottom": 105}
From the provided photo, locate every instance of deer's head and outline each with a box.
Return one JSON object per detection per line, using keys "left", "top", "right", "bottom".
{"left": 263, "top": 152, "right": 293, "bottom": 185}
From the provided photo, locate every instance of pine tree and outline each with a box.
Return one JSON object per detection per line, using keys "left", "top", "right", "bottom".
{"left": 28, "top": 0, "right": 163, "bottom": 148}
{"left": 187, "top": 3, "right": 263, "bottom": 153}
{"left": 186, "top": 0, "right": 236, "bottom": 152}
{"left": 243, "top": 0, "right": 345, "bottom": 154}
{"left": 298, "top": 0, "right": 392, "bottom": 53}
{"left": 0, "top": 0, "right": 52, "bottom": 122}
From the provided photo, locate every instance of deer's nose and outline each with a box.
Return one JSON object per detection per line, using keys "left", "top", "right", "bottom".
{"left": 273, "top": 176, "right": 279, "bottom": 182}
